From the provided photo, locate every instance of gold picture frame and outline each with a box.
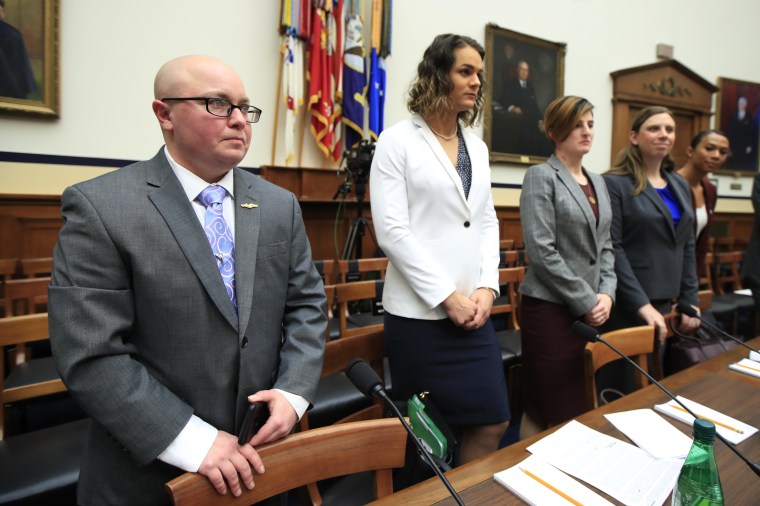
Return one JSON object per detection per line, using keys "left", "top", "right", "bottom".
{"left": 0, "top": 0, "right": 60, "bottom": 117}
{"left": 483, "top": 24, "right": 565, "bottom": 165}
{"left": 715, "top": 76, "right": 760, "bottom": 173}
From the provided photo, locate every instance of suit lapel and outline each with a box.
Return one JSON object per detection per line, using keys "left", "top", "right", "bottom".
{"left": 146, "top": 154, "right": 239, "bottom": 330}
{"left": 665, "top": 171, "right": 693, "bottom": 239}
{"left": 233, "top": 169, "right": 260, "bottom": 337}
{"left": 552, "top": 155, "right": 597, "bottom": 231}
{"left": 412, "top": 115, "right": 469, "bottom": 209}
{"left": 642, "top": 180, "right": 676, "bottom": 241}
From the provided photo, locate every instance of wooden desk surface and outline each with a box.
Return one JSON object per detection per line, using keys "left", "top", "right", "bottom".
{"left": 372, "top": 337, "right": 760, "bottom": 505}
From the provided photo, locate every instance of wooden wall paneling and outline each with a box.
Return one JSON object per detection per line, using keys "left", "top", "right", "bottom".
{"left": 0, "top": 196, "right": 62, "bottom": 259}
{"left": 609, "top": 60, "right": 717, "bottom": 166}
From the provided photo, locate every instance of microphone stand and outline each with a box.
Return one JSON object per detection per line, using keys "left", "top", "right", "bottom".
{"left": 344, "top": 359, "right": 466, "bottom": 504}
{"left": 376, "top": 388, "right": 466, "bottom": 505}
{"left": 677, "top": 305, "right": 759, "bottom": 354}
{"left": 576, "top": 322, "right": 760, "bottom": 478}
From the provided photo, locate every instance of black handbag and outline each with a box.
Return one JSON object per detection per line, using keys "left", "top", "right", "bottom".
{"left": 664, "top": 311, "right": 737, "bottom": 376}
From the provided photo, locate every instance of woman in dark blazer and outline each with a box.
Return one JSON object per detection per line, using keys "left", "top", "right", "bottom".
{"left": 603, "top": 106, "right": 701, "bottom": 340}
{"left": 677, "top": 130, "right": 729, "bottom": 279}
{"left": 519, "top": 96, "right": 616, "bottom": 437}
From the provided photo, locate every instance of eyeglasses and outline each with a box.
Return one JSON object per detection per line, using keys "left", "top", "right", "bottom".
{"left": 161, "top": 97, "right": 262, "bottom": 123}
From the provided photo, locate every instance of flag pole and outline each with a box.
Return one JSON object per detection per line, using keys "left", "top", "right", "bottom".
{"left": 270, "top": 38, "right": 285, "bottom": 166}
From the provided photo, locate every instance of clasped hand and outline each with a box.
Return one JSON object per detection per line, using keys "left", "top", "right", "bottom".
{"left": 197, "top": 390, "right": 297, "bottom": 496}
{"left": 442, "top": 288, "right": 494, "bottom": 330}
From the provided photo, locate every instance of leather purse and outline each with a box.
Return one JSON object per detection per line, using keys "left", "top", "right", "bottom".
{"left": 664, "top": 313, "right": 737, "bottom": 376}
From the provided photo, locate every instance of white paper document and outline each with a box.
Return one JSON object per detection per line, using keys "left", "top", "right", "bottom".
{"left": 493, "top": 455, "right": 614, "bottom": 506}
{"left": 749, "top": 350, "right": 760, "bottom": 362}
{"left": 527, "top": 420, "right": 682, "bottom": 506}
{"left": 654, "top": 396, "right": 758, "bottom": 445}
{"left": 729, "top": 358, "right": 760, "bottom": 378}
{"left": 733, "top": 288, "right": 752, "bottom": 296}
{"left": 604, "top": 409, "right": 692, "bottom": 459}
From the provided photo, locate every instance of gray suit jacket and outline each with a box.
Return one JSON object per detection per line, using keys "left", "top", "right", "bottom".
{"left": 603, "top": 170, "right": 698, "bottom": 317}
{"left": 519, "top": 154, "right": 616, "bottom": 316}
{"left": 49, "top": 148, "right": 326, "bottom": 505}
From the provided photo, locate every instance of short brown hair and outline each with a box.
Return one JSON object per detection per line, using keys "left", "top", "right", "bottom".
{"left": 543, "top": 96, "right": 593, "bottom": 145}
{"left": 407, "top": 34, "right": 485, "bottom": 127}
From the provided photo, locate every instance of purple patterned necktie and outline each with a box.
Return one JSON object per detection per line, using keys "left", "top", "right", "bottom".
{"left": 198, "top": 185, "right": 236, "bottom": 310}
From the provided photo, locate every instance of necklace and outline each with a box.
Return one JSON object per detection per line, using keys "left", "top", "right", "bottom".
{"left": 580, "top": 182, "right": 596, "bottom": 205}
{"left": 429, "top": 124, "right": 458, "bottom": 141}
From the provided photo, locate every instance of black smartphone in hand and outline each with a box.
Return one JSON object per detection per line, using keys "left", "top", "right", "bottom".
{"left": 237, "top": 401, "right": 270, "bottom": 445}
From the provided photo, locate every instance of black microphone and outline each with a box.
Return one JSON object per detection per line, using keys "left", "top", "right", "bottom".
{"left": 573, "top": 321, "right": 760, "bottom": 478}
{"left": 344, "top": 359, "right": 466, "bottom": 505}
{"left": 677, "top": 302, "right": 759, "bottom": 354}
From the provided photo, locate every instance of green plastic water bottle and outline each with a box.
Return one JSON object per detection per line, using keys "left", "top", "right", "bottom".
{"left": 672, "top": 418, "right": 724, "bottom": 506}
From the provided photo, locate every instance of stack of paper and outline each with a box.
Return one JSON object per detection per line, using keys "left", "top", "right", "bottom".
{"left": 493, "top": 455, "right": 613, "bottom": 505}
{"left": 604, "top": 409, "right": 692, "bottom": 459}
{"left": 730, "top": 358, "right": 760, "bottom": 378}
{"left": 525, "top": 420, "right": 682, "bottom": 506}
{"left": 654, "top": 396, "right": 758, "bottom": 444}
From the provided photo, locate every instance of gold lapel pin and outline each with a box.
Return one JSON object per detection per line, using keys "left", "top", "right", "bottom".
{"left": 240, "top": 203, "right": 258, "bottom": 209}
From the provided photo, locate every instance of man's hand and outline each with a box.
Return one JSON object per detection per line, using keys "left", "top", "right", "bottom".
{"left": 197, "top": 431, "right": 263, "bottom": 497}
{"left": 246, "top": 390, "right": 298, "bottom": 447}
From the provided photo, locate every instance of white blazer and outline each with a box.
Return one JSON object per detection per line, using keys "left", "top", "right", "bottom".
{"left": 369, "top": 114, "right": 500, "bottom": 320}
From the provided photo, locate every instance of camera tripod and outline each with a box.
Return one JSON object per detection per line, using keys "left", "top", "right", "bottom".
{"left": 341, "top": 179, "right": 379, "bottom": 260}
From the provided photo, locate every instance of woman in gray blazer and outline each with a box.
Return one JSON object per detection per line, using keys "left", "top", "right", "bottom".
{"left": 603, "top": 106, "right": 701, "bottom": 340}
{"left": 519, "top": 96, "right": 616, "bottom": 438}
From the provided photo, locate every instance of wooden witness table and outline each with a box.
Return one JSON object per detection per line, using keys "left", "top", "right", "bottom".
{"left": 371, "top": 337, "right": 760, "bottom": 505}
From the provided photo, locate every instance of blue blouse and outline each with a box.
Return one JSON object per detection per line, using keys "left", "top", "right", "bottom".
{"left": 656, "top": 184, "right": 682, "bottom": 228}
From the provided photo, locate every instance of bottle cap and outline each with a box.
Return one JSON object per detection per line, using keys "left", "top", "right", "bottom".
{"left": 693, "top": 418, "right": 716, "bottom": 441}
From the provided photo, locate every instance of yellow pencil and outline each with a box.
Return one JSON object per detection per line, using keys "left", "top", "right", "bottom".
{"left": 670, "top": 405, "right": 744, "bottom": 434}
{"left": 520, "top": 467, "right": 584, "bottom": 506}
{"left": 734, "top": 362, "right": 760, "bottom": 373}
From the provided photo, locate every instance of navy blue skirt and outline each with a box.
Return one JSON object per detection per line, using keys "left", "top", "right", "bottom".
{"left": 384, "top": 312, "right": 510, "bottom": 427}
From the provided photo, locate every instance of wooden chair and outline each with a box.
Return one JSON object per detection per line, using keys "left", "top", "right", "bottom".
{"left": 499, "top": 239, "right": 515, "bottom": 251}
{"left": 4, "top": 277, "right": 50, "bottom": 316}
{"left": 313, "top": 259, "right": 339, "bottom": 285}
{"left": 336, "top": 257, "right": 388, "bottom": 283}
{"left": 713, "top": 251, "right": 755, "bottom": 337}
{"left": 301, "top": 329, "right": 389, "bottom": 505}
{"left": 322, "top": 283, "right": 338, "bottom": 341}
{"left": 712, "top": 236, "right": 736, "bottom": 253}
{"left": 584, "top": 325, "right": 655, "bottom": 410}
{"left": 0, "top": 313, "right": 67, "bottom": 439}
{"left": 334, "top": 279, "right": 384, "bottom": 339}
{"left": 0, "top": 258, "right": 20, "bottom": 317}
{"left": 19, "top": 257, "right": 53, "bottom": 278}
{"left": 492, "top": 267, "right": 525, "bottom": 414}
{"left": 305, "top": 328, "right": 388, "bottom": 431}
{"left": 165, "top": 418, "right": 408, "bottom": 506}
{"left": 700, "top": 252, "right": 740, "bottom": 334}
{"left": 498, "top": 249, "right": 529, "bottom": 268}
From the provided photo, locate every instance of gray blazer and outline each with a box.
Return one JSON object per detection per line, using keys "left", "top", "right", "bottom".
{"left": 519, "top": 154, "right": 616, "bottom": 316}
{"left": 49, "top": 148, "right": 327, "bottom": 505}
{"left": 603, "top": 170, "right": 698, "bottom": 316}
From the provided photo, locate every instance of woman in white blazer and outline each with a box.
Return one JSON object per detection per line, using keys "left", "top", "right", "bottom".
{"left": 519, "top": 96, "right": 616, "bottom": 438}
{"left": 370, "top": 34, "right": 509, "bottom": 465}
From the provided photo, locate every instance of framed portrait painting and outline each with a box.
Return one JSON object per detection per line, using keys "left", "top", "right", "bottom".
{"left": 0, "top": 0, "right": 60, "bottom": 117}
{"left": 484, "top": 24, "right": 565, "bottom": 165}
{"left": 716, "top": 77, "right": 760, "bottom": 173}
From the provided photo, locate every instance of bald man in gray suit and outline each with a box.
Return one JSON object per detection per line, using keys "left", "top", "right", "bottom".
{"left": 49, "top": 55, "right": 326, "bottom": 505}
